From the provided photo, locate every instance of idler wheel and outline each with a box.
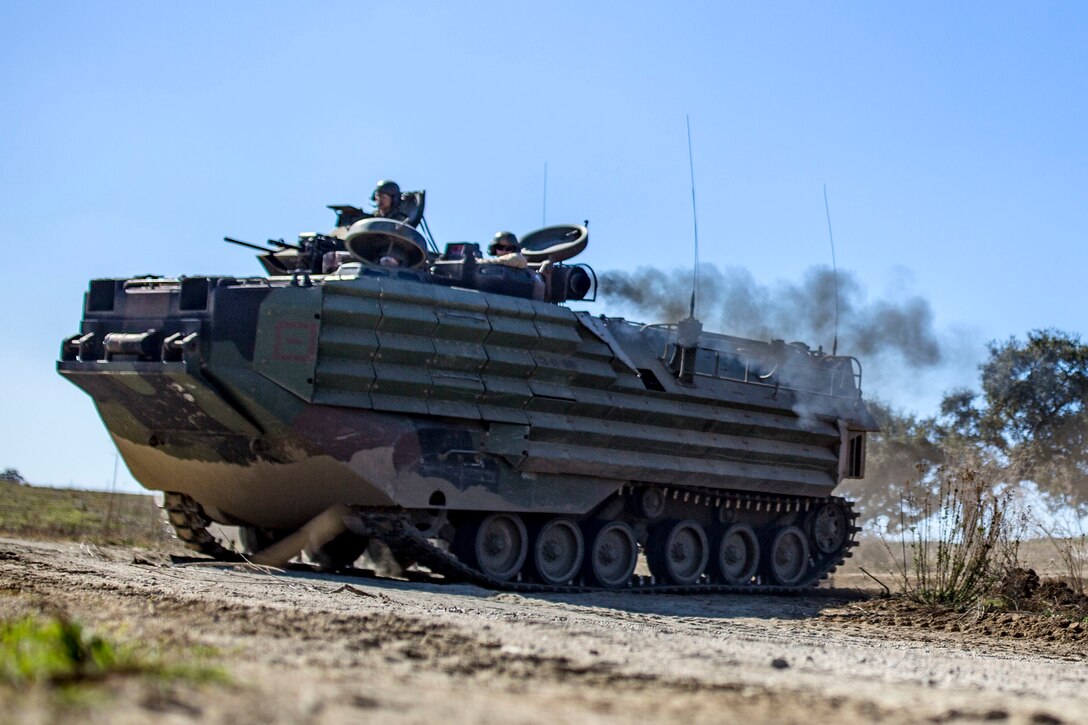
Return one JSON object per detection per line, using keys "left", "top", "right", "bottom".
{"left": 647, "top": 519, "right": 708, "bottom": 585}
{"left": 528, "top": 517, "right": 585, "bottom": 585}
{"left": 811, "top": 502, "right": 848, "bottom": 554}
{"left": 583, "top": 521, "right": 638, "bottom": 589}
{"left": 455, "top": 513, "right": 528, "bottom": 583}
{"left": 765, "top": 526, "right": 810, "bottom": 586}
{"left": 714, "top": 523, "right": 760, "bottom": 585}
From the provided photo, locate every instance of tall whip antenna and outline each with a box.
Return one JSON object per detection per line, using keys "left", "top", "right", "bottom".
{"left": 686, "top": 115, "right": 699, "bottom": 318}
{"left": 822, "top": 183, "right": 840, "bottom": 356}
{"left": 542, "top": 163, "right": 548, "bottom": 227}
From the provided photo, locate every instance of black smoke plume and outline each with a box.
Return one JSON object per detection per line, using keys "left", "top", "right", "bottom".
{"left": 599, "top": 265, "right": 942, "bottom": 368}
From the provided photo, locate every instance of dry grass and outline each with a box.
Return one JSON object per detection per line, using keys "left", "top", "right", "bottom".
{"left": 1035, "top": 499, "right": 1088, "bottom": 610}
{"left": 0, "top": 480, "right": 170, "bottom": 548}
{"left": 839, "top": 467, "right": 1028, "bottom": 607}
{"left": 888, "top": 467, "right": 1024, "bottom": 607}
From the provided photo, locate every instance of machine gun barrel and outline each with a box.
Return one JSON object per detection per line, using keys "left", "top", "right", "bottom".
{"left": 224, "top": 236, "right": 273, "bottom": 253}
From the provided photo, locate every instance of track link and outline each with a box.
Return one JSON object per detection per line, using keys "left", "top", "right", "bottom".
{"left": 355, "top": 493, "right": 860, "bottom": 596}
{"left": 163, "top": 488, "right": 859, "bottom": 595}
{"left": 162, "top": 492, "right": 240, "bottom": 561}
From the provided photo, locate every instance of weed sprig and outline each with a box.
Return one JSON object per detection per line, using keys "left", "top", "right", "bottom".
{"left": 886, "top": 466, "right": 1022, "bottom": 608}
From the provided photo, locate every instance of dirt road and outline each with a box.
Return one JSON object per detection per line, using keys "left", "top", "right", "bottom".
{"left": 1, "top": 536, "right": 1084, "bottom": 724}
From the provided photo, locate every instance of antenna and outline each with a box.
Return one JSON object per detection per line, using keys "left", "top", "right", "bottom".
{"left": 542, "top": 162, "right": 548, "bottom": 227}
{"left": 822, "top": 183, "right": 840, "bottom": 356}
{"left": 686, "top": 115, "right": 699, "bottom": 318}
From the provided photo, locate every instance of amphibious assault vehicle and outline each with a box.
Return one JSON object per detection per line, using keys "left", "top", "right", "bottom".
{"left": 59, "top": 202, "right": 877, "bottom": 592}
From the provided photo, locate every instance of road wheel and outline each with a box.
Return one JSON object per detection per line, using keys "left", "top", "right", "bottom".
{"left": 583, "top": 521, "right": 638, "bottom": 589}
{"left": 765, "top": 526, "right": 810, "bottom": 586}
{"left": 647, "top": 519, "right": 709, "bottom": 585}
{"left": 528, "top": 517, "right": 584, "bottom": 585}
{"left": 454, "top": 513, "right": 528, "bottom": 582}
{"left": 714, "top": 523, "right": 760, "bottom": 585}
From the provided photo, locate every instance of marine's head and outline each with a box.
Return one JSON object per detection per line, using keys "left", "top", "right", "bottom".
{"left": 372, "top": 179, "right": 401, "bottom": 214}
{"left": 488, "top": 231, "right": 520, "bottom": 256}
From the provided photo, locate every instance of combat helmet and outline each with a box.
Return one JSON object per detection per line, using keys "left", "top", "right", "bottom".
{"left": 488, "top": 230, "right": 520, "bottom": 255}
{"left": 372, "top": 180, "right": 401, "bottom": 207}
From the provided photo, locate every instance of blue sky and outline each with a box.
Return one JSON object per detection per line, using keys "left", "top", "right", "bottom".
{"left": 2, "top": 2, "right": 1086, "bottom": 491}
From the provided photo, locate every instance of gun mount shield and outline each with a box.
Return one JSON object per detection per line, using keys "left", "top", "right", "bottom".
{"left": 345, "top": 218, "right": 428, "bottom": 267}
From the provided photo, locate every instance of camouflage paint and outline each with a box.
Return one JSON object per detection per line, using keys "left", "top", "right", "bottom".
{"left": 60, "top": 268, "right": 876, "bottom": 532}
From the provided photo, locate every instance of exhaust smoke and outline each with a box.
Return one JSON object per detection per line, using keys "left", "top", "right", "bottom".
{"left": 599, "top": 265, "right": 942, "bottom": 369}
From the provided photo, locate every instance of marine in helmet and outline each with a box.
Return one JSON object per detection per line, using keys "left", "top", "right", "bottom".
{"left": 480, "top": 231, "right": 528, "bottom": 269}
{"left": 326, "top": 179, "right": 421, "bottom": 241}
{"left": 372, "top": 179, "right": 411, "bottom": 222}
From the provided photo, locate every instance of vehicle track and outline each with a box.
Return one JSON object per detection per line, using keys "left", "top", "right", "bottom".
{"left": 164, "top": 488, "right": 859, "bottom": 594}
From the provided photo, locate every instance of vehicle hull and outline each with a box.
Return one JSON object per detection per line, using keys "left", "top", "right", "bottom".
{"left": 60, "top": 272, "right": 876, "bottom": 536}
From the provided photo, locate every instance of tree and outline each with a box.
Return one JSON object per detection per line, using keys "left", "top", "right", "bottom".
{"left": 846, "top": 329, "right": 1088, "bottom": 523}
{"left": 938, "top": 329, "right": 1088, "bottom": 506}
{"left": 0, "top": 467, "right": 26, "bottom": 484}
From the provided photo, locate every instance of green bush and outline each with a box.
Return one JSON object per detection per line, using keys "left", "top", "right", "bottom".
{"left": 0, "top": 616, "right": 123, "bottom": 684}
{"left": 0, "top": 615, "right": 226, "bottom": 688}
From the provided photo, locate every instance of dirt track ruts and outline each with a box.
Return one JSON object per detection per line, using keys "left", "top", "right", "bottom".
{"left": 1, "top": 537, "right": 1084, "bottom": 724}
